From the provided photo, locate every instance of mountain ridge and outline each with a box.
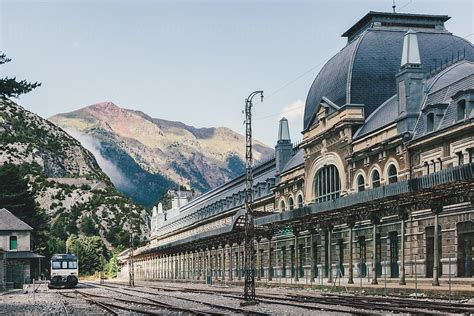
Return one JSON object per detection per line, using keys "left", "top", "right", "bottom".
{"left": 49, "top": 102, "right": 274, "bottom": 207}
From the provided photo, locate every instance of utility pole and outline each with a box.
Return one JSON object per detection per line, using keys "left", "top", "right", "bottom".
{"left": 242, "top": 90, "right": 263, "bottom": 305}
{"left": 129, "top": 231, "right": 135, "bottom": 287}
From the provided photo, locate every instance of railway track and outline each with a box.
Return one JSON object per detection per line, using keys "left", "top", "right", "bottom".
{"left": 105, "top": 281, "right": 473, "bottom": 315}
{"left": 82, "top": 281, "right": 272, "bottom": 315}
{"left": 90, "top": 282, "right": 375, "bottom": 315}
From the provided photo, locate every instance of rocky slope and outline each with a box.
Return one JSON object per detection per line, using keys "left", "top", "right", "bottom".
{"left": 49, "top": 102, "right": 273, "bottom": 207}
{"left": 0, "top": 97, "right": 147, "bottom": 248}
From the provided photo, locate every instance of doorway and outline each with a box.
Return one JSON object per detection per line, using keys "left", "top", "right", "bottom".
{"left": 358, "top": 236, "right": 367, "bottom": 277}
{"left": 457, "top": 221, "right": 473, "bottom": 277}
{"left": 426, "top": 225, "right": 442, "bottom": 278}
{"left": 389, "top": 232, "right": 399, "bottom": 278}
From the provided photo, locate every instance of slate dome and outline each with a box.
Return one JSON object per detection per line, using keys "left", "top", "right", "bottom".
{"left": 303, "top": 11, "right": 474, "bottom": 130}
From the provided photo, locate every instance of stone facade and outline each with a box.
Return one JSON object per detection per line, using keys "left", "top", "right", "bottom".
{"left": 131, "top": 11, "right": 474, "bottom": 285}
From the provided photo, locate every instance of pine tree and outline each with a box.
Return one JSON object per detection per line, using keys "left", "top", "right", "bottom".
{"left": 0, "top": 163, "right": 48, "bottom": 251}
{"left": 0, "top": 52, "right": 41, "bottom": 98}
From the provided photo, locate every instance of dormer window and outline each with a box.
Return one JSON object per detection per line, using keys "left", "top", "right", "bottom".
{"left": 426, "top": 113, "right": 434, "bottom": 132}
{"left": 457, "top": 100, "right": 467, "bottom": 121}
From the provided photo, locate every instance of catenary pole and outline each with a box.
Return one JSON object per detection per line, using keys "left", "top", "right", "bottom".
{"left": 242, "top": 90, "right": 263, "bottom": 305}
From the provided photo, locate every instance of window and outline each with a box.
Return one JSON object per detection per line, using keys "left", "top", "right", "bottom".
{"left": 288, "top": 197, "right": 294, "bottom": 210}
{"left": 297, "top": 195, "right": 303, "bottom": 208}
{"left": 457, "top": 100, "right": 467, "bottom": 121}
{"left": 424, "top": 162, "right": 430, "bottom": 175}
{"left": 280, "top": 200, "right": 286, "bottom": 211}
{"left": 357, "top": 175, "right": 365, "bottom": 192}
{"left": 426, "top": 113, "right": 434, "bottom": 132}
{"left": 69, "top": 261, "right": 77, "bottom": 269}
{"left": 388, "top": 165, "right": 398, "bottom": 184}
{"left": 457, "top": 152, "right": 464, "bottom": 166}
{"left": 52, "top": 261, "right": 61, "bottom": 269}
{"left": 371, "top": 170, "right": 381, "bottom": 188}
{"left": 9, "top": 236, "right": 17, "bottom": 250}
{"left": 314, "top": 165, "right": 341, "bottom": 203}
{"left": 469, "top": 149, "right": 474, "bottom": 164}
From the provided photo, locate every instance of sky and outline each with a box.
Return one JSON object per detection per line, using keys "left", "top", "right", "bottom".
{"left": 1, "top": 0, "right": 473, "bottom": 146}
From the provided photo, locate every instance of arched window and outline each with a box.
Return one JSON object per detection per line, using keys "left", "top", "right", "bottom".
{"left": 314, "top": 165, "right": 341, "bottom": 203}
{"left": 288, "top": 197, "right": 294, "bottom": 210}
{"left": 457, "top": 100, "right": 466, "bottom": 121}
{"left": 387, "top": 164, "right": 398, "bottom": 184}
{"left": 280, "top": 200, "right": 286, "bottom": 211}
{"left": 357, "top": 175, "right": 365, "bottom": 192}
{"left": 297, "top": 195, "right": 303, "bottom": 208}
{"left": 426, "top": 113, "right": 434, "bottom": 132}
{"left": 371, "top": 170, "right": 381, "bottom": 188}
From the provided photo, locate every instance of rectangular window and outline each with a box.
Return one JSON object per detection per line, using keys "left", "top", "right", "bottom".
{"left": 9, "top": 236, "right": 17, "bottom": 250}
{"left": 52, "top": 261, "right": 61, "bottom": 269}
{"left": 469, "top": 149, "right": 474, "bottom": 164}
{"left": 457, "top": 152, "right": 464, "bottom": 166}
{"left": 68, "top": 261, "right": 78, "bottom": 269}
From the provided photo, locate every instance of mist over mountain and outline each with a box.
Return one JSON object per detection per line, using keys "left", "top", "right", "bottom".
{"left": 49, "top": 102, "right": 274, "bottom": 207}
{"left": 0, "top": 97, "right": 147, "bottom": 249}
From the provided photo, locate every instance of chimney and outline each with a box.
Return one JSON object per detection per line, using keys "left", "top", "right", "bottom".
{"left": 275, "top": 117, "right": 293, "bottom": 176}
{"left": 396, "top": 30, "right": 426, "bottom": 134}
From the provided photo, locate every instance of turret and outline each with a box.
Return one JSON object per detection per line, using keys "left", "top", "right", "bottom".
{"left": 396, "top": 30, "right": 426, "bottom": 134}
{"left": 275, "top": 117, "right": 293, "bottom": 176}
{"left": 150, "top": 202, "right": 165, "bottom": 236}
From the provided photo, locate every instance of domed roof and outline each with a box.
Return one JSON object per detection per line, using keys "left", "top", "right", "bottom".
{"left": 303, "top": 12, "right": 474, "bottom": 130}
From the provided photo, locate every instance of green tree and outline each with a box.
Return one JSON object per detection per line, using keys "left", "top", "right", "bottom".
{"left": 104, "top": 252, "right": 120, "bottom": 278}
{"left": 68, "top": 234, "right": 106, "bottom": 276}
{"left": 0, "top": 163, "right": 48, "bottom": 252}
{"left": 0, "top": 52, "right": 41, "bottom": 98}
{"left": 80, "top": 216, "right": 98, "bottom": 236}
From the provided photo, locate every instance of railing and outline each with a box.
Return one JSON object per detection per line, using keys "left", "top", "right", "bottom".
{"left": 256, "top": 163, "right": 474, "bottom": 226}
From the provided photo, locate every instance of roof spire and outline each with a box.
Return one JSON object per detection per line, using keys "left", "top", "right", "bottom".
{"left": 401, "top": 29, "right": 421, "bottom": 68}
{"left": 392, "top": 0, "right": 396, "bottom": 13}
{"left": 277, "top": 117, "right": 290, "bottom": 142}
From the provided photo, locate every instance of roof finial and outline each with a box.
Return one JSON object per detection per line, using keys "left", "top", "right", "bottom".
{"left": 392, "top": 0, "right": 396, "bottom": 13}
{"left": 401, "top": 29, "right": 421, "bottom": 67}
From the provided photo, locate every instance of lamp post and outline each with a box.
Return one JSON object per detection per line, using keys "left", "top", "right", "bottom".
{"left": 242, "top": 90, "right": 263, "bottom": 305}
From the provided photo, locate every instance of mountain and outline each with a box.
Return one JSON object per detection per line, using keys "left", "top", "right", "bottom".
{"left": 0, "top": 97, "right": 147, "bottom": 249}
{"left": 49, "top": 102, "right": 274, "bottom": 207}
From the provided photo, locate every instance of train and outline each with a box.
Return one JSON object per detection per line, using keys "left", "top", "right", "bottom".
{"left": 48, "top": 253, "right": 79, "bottom": 289}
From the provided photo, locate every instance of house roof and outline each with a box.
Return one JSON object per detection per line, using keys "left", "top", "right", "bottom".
{"left": 0, "top": 208, "right": 34, "bottom": 231}
{"left": 4, "top": 251, "right": 44, "bottom": 259}
{"left": 354, "top": 94, "right": 398, "bottom": 139}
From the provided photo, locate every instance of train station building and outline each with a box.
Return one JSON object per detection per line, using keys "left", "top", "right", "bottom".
{"left": 126, "top": 11, "right": 474, "bottom": 287}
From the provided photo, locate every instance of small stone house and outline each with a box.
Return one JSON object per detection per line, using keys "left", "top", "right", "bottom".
{"left": 0, "top": 208, "right": 44, "bottom": 290}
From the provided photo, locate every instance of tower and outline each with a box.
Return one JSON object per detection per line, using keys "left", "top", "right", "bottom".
{"left": 275, "top": 118, "right": 293, "bottom": 176}
{"left": 396, "top": 30, "right": 426, "bottom": 134}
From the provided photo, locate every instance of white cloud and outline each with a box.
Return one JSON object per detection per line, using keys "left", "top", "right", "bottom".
{"left": 278, "top": 100, "right": 305, "bottom": 122}
{"left": 64, "top": 128, "right": 130, "bottom": 189}
{"left": 275, "top": 99, "right": 305, "bottom": 142}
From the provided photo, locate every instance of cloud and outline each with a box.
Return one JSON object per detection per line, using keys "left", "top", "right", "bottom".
{"left": 65, "top": 128, "right": 130, "bottom": 189}
{"left": 278, "top": 100, "right": 305, "bottom": 122}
